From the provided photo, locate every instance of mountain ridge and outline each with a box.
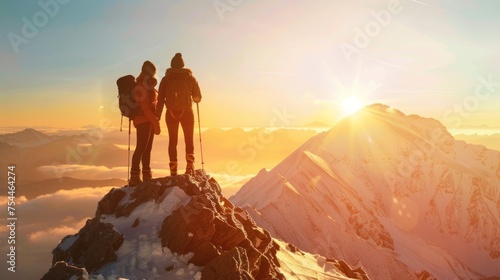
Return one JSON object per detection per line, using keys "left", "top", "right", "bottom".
{"left": 232, "top": 103, "right": 500, "bottom": 280}
{"left": 0, "top": 128, "right": 54, "bottom": 148}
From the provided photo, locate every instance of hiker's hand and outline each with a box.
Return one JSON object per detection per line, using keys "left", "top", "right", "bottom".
{"left": 153, "top": 122, "right": 161, "bottom": 135}
{"left": 192, "top": 96, "right": 201, "bottom": 103}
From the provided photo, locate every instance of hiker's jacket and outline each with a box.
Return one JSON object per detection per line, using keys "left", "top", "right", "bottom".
{"left": 156, "top": 68, "right": 202, "bottom": 118}
{"left": 133, "top": 73, "right": 159, "bottom": 127}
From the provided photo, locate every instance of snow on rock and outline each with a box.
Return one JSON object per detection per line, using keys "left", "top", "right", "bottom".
{"left": 41, "top": 261, "right": 90, "bottom": 280}
{"left": 43, "top": 170, "right": 364, "bottom": 279}
{"left": 232, "top": 103, "right": 500, "bottom": 280}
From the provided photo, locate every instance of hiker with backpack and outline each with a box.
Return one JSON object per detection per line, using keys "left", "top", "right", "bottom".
{"left": 156, "top": 53, "right": 202, "bottom": 176}
{"left": 128, "top": 60, "right": 161, "bottom": 186}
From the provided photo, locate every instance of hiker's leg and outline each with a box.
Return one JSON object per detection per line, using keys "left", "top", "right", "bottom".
{"left": 166, "top": 110, "right": 181, "bottom": 175}
{"left": 166, "top": 111, "right": 180, "bottom": 162}
{"left": 181, "top": 110, "right": 195, "bottom": 174}
{"left": 141, "top": 124, "right": 155, "bottom": 180}
{"left": 181, "top": 109, "right": 195, "bottom": 157}
{"left": 131, "top": 122, "right": 150, "bottom": 184}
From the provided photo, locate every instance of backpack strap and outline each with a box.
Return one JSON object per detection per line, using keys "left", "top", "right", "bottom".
{"left": 169, "top": 109, "right": 185, "bottom": 119}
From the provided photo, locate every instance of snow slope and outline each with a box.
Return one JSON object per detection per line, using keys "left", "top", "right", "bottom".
{"left": 232, "top": 104, "right": 500, "bottom": 280}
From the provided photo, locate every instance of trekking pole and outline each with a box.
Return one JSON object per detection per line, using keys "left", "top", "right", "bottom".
{"left": 127, "top": 119, "right": 131, "bottom": 181}
{"left": 196, "top": 102, "right": 205, "bottom": 170}
{"left": 120, "top": 115, "right": 123, "bottom": 132}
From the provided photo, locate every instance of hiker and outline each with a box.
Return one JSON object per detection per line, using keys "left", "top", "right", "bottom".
{"left": 130, "top": 60, "right": 161, "bottom": 186}
{"left": 156, "top": 53, "right": 202, "bottom": 176}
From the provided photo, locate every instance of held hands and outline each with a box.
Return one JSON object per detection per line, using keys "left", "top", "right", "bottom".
{"left": 153, "top": 121, "right": 161, "bottom": 135}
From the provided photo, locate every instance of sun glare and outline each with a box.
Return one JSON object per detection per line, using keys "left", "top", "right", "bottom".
{"left": 342, "top": 96, "right": 363, "bottom": 115}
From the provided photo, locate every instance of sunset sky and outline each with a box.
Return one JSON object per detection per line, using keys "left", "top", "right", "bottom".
{"left": 1, "top": 0, "right": 499, "bottom": 131}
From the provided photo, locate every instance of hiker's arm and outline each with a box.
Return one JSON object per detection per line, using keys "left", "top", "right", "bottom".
{"left": 191, "top": 76, "right": 202, "bottom": 103}
{"left": 156, "top": 78, "right": 166, "bottom": 118}
{"left": 136, "top": 88, "right": 159, "bottom": 124}
{"left": 139, "top": 89, "right": 161, "bottom": 135}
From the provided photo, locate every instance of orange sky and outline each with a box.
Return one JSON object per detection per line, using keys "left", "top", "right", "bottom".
{"left": 1, "top": 1, "right": 500, "bottom": 130}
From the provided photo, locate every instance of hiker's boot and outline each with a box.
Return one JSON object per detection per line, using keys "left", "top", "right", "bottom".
{"left": 185, "top": 153, "right": 195, "bottom": 176}
{"left": 142, "top": 169, "right": 152, "bottom": 181}
{"left": 185, "top": 163, "right": 195, "bottom": 176}
{"left": 169, "top": 161, "right": 178, "bottom": 176}
{"left": 129, "top": 170, "right": 142, "bottom": 187}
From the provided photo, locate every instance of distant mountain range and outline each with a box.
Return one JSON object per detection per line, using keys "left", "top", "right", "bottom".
{"left": 0, "top": 127, "right": 319, "bottom": 183}
{"left": 455, "top": 133, "right": 500, "bottom": 152}
{"left": 232, "top": 104, "right": 500, "bottom": 280}
{"left": 0, "top": 128, "right": 55, "bottom": 147}
{"left": 0, "top": 129, "right": 128, "bottom": 183}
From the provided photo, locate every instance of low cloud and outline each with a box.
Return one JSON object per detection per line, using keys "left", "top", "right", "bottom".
{"left": 28, "top": 218, "right": 88, "bottom": 244}
{"left": 0, "top": 195, "right": 27, "bottom": 206}
{"left": 37, "top": 164, "right": 128, "bottom": 180}
{"left": 0, "top": 186, "right": 115, "bottom": 279}
{"left": 209, "top": 172, "right": 254, "bottom": 197}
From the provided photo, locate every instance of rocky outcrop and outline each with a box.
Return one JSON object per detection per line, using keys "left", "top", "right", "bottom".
{"left": 156, "top": 173, "right": 284, "bottom": 279}
{"left": 51, "top": 218, "right": 124, "bottom": 272}
{"left": 42, "top": 170, "right": 369, "bottom": 279}
{"left": 335, "top": 260, "right": 370, "bottom": 280}
{"left": 41, "top": 261, "right": 89, "bottom": 280}
{"left": 415, "top": 270, "right": 437, "bottom": 280}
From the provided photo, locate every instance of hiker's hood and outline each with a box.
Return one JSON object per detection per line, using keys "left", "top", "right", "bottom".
{"left": 165, "top": 68, "right": 193, "bottom": 79}
{"left": 136, "top": 72, "right": 158, "bottom": 87}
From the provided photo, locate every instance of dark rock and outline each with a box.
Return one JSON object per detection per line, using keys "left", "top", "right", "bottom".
{"left": 335, "top": 260, "right": 370, "bottom": 280}
{"left": 52, "top": 219, "right": 124, "bottom": 272}
{"left": 95, "top": 188, "right": 126, "bottom": 216}
{"left": 165, "top": 264, "right": 174, "bottom": 272}
{"left": 201, "top": 247, "right": 252, "bottom": 280}
{"left": 131, "top": 218, "right": 140, "bottom": 228}
{"left": 160, "top": 203, "right": 216, "bottom": 254}
{"left": 211, "top": 215, "right": 246, "bottom": 250}
{"left": 287, "top": 243, "right": 299, "bottom": 253}
{"left": 255, "top": 254, "right": 285, "bottom": 280}
{"left": 416, "top": 270, "right": 437, "bottom": 280}
{"left": 41, "top": 261, "right": 89, "bottom": 280}
{"left": 190, "top": 241, "right": 221, "bottom": 266}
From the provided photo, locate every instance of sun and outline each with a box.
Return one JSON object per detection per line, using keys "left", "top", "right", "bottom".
{"left": 341, "top": 96, "right": 363, "bottom": 115}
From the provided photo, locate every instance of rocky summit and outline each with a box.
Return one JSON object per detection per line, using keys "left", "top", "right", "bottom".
{"left": 42, "top": 170, "right": 369, "bottom": 280}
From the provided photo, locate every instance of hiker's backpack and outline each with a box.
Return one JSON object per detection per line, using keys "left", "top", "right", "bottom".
{"left": 116, "top": 75, "right": 138, "bottom": 119}
{"left": 165, "top": 78, "right": 192, "bottom": 111}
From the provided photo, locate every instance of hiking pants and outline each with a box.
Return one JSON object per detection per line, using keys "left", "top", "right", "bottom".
{"left": 166, "top": 109, "right": 194, "bottom": 162}
{"left": 131, "top": 122, "right": 155, "bottom": 173}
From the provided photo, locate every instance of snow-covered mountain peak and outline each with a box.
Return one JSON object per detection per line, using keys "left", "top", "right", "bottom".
{"left": 232, "top": 104, "right": 500, "bottom": 280}
{"left": 0, "top": 128, "right": 54, "bottom": 147}
{"left": 42, "top": 171, "right": 370, "bottom": 280}
{"left": 322, "top": 103, "right": 454, "bottom": 160}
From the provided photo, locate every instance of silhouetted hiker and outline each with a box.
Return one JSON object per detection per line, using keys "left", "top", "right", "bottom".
{"left": 156, "top": 53, "right": 202, "bottom": 176}
{"left": 130, "top": 61, "right": 161, "bottom": 186}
